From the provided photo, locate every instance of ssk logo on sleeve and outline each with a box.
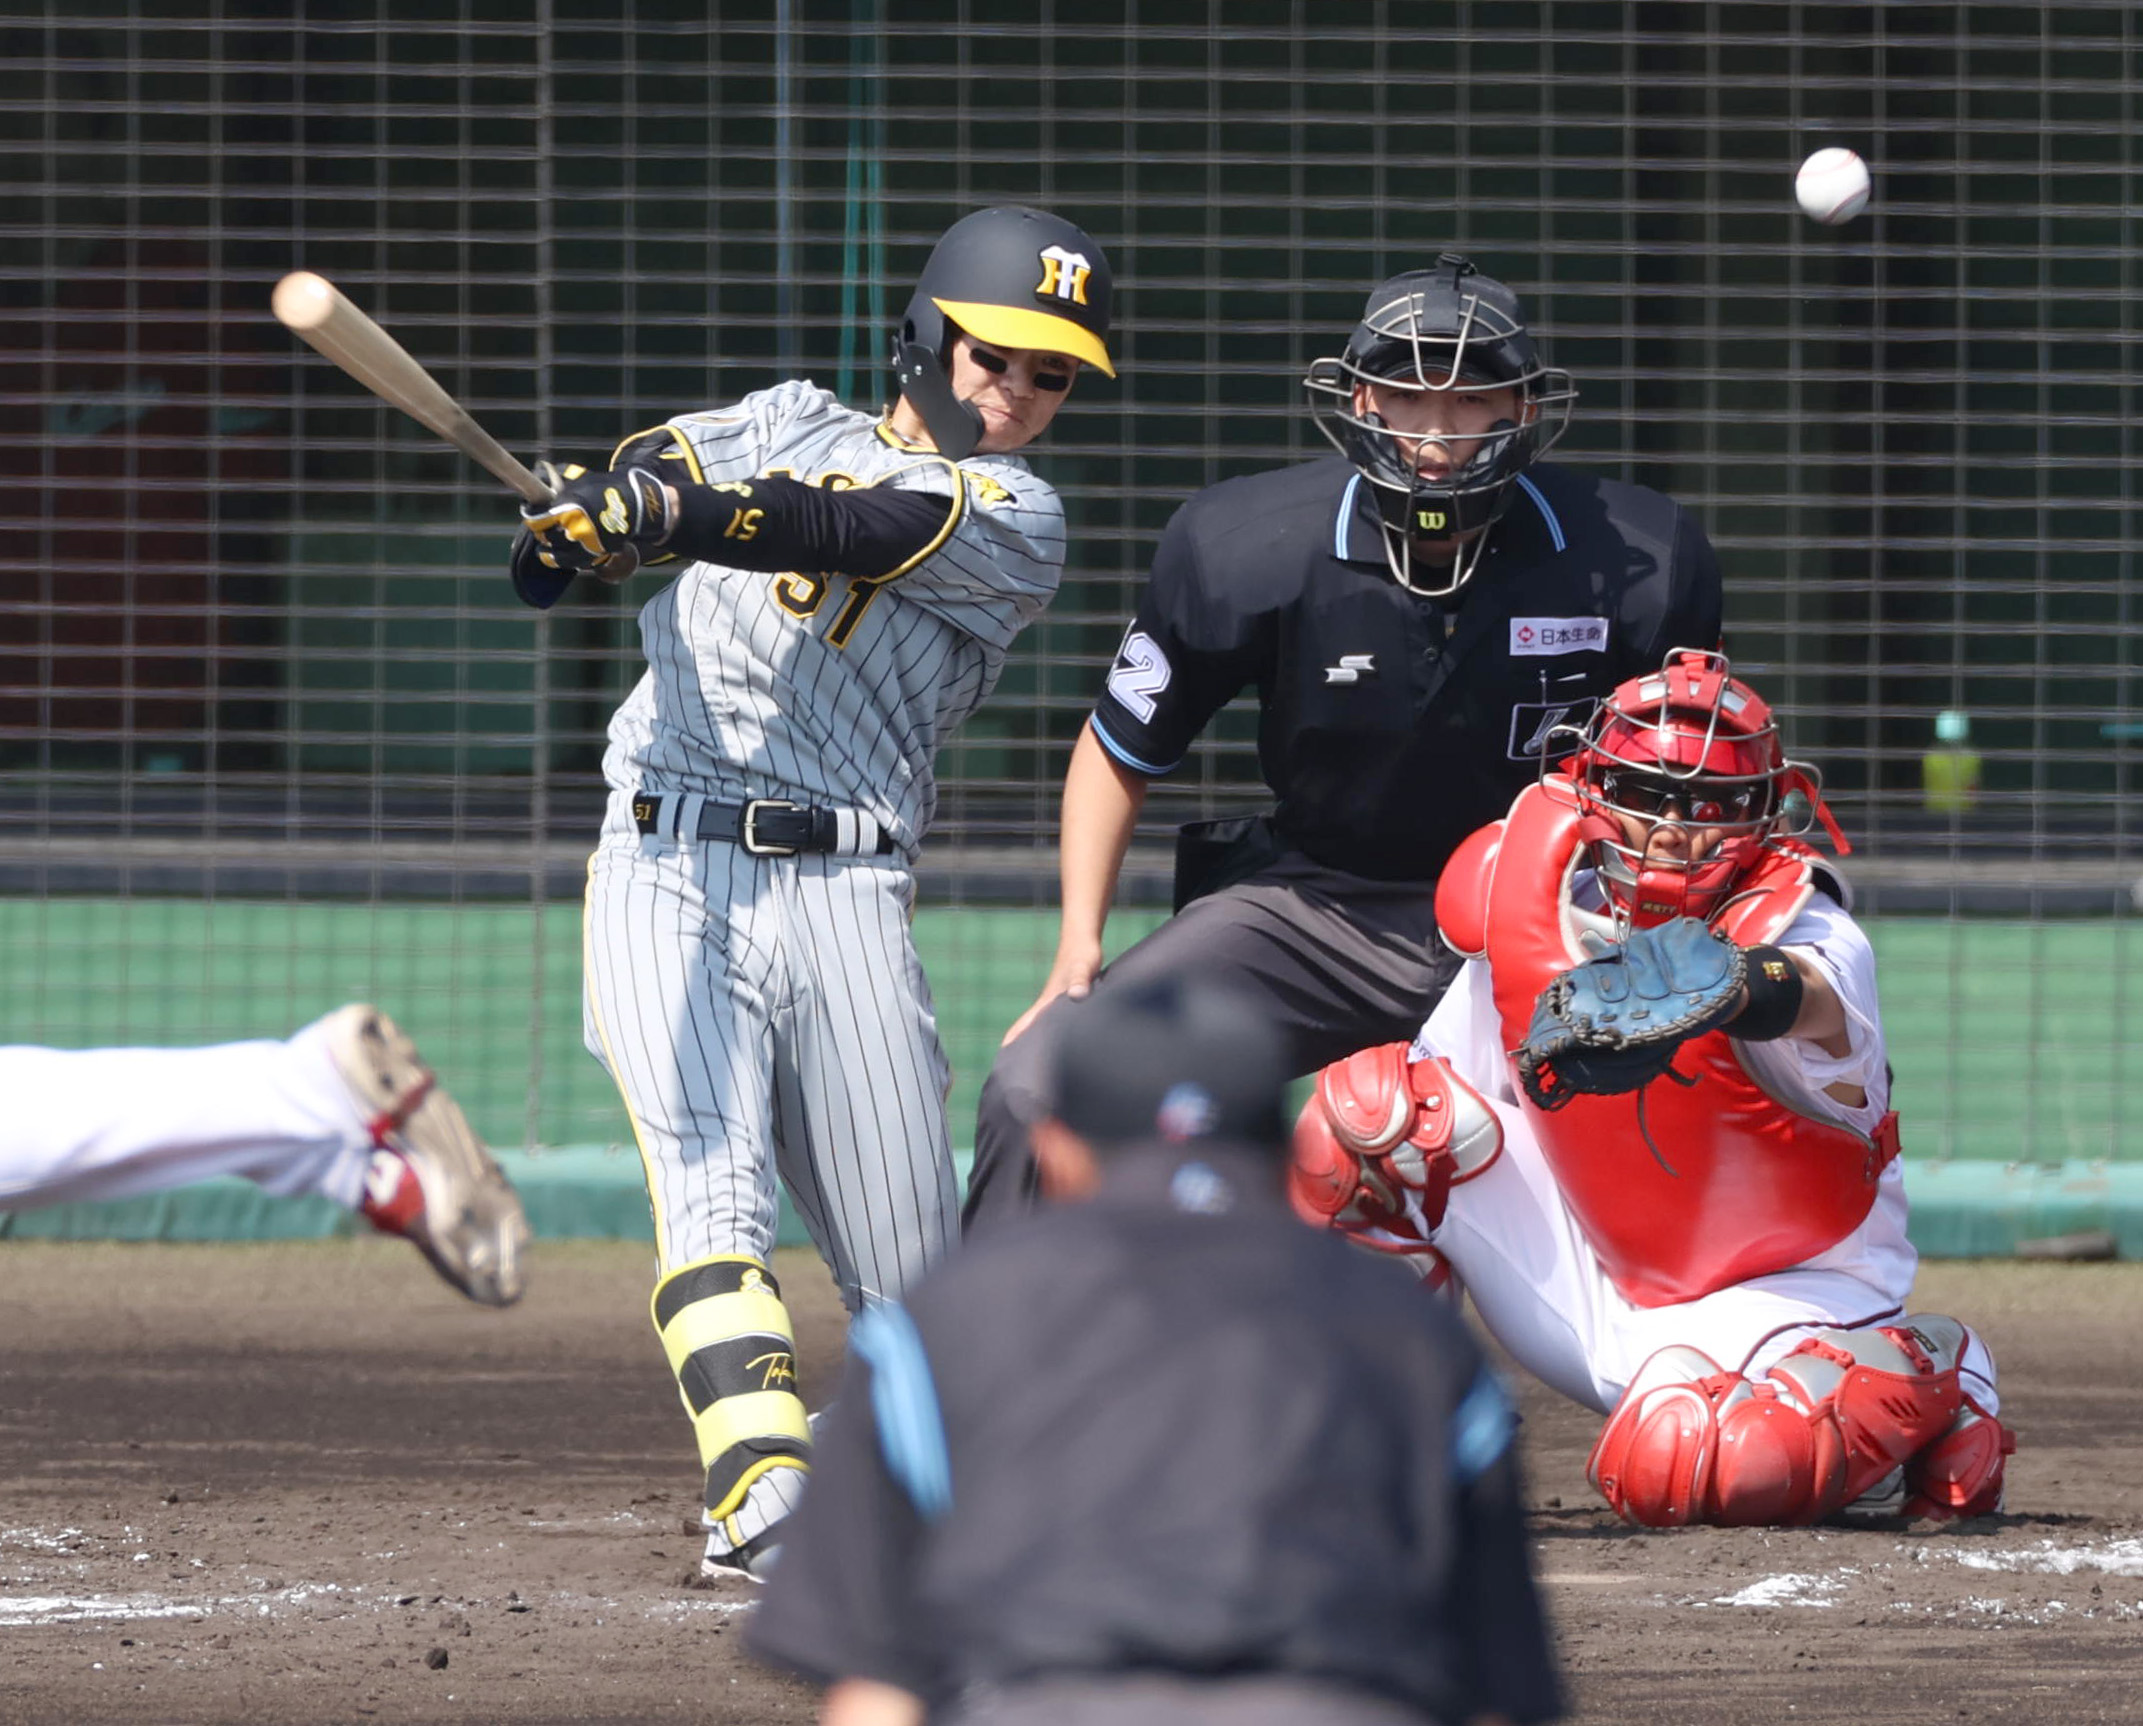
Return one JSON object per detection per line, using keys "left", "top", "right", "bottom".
{"left": 1509, "top": 616, "right": 1610, "bottom": 656}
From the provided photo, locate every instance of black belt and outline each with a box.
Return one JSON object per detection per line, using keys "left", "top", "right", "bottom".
{"left": 631, "top": 793, "right": 896, "bottom": 858}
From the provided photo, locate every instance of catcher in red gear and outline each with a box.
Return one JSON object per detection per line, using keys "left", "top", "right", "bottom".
{"left": 1290, "top": 649, "right": 2014, "bottom": 1528}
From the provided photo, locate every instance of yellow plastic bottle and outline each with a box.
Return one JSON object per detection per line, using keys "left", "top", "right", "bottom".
{"left": 1921, "top": 710, "right": 1981, "bottom": 814}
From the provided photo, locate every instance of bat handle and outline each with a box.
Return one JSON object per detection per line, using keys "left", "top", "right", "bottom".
{"left": 530, "top": 460, "right": 565, "bottom": 501}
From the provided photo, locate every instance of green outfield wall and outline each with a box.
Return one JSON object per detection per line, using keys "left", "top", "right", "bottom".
{"left": 5, "top": 901, "right": 2141, "bottom": 1258}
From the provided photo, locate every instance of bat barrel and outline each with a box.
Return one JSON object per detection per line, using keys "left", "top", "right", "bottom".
{"left": 272, "top": 271, "right": 552, "bottom": 504}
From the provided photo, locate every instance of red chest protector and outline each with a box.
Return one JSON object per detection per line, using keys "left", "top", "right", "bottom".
{"left": 1437, "top": 783, "right": 1900, "bottom": 1308}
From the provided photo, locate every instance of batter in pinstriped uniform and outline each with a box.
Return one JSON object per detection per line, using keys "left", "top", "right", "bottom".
{"left": 508, "top": 207, "right": 1116, "bottom": 1581}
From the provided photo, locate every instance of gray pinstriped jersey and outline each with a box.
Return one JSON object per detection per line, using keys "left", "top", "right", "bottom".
{"left": 599, "top": 380, "right": 1067, "bottom": 849}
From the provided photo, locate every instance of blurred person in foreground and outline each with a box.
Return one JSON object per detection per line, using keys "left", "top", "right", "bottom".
{"left": 748, "top": 976, "right": 1560, "bottom": 1726}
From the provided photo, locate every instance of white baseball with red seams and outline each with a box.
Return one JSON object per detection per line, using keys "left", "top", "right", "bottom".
{"left": 1796, "top": 147, "right": 1872, "bottom": 224}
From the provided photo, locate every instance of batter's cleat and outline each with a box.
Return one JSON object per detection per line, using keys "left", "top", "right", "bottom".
{"left": 329, "top": 1004, "right": 530, "bottom": 1308}
{"left": 699, "top": 1526, "right": 782, "bottom": 1584}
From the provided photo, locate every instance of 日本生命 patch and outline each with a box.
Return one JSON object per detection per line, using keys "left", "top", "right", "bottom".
{"left": 1509, "top": 616, "right": 1610, "bottom": 656}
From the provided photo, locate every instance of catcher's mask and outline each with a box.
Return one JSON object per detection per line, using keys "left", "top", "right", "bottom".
{"left": 1305, "top": 252, "right": 1576, "bottom": 598}
{"left": 890, "top": 205, "right": 1115, "bottom": 461}
{"left": 1551, "top": 649, "right": 1847, "bottom": 927}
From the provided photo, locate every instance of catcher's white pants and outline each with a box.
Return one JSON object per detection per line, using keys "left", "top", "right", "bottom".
{"left": 1434, "top": 1092, "right": 1999, "bottom": 1416}
{"left": 581, "top": 829, "right": 955, "bottom": 1312}
{"left": 0, "top": 1016, "right": 376, "bottom": 1213}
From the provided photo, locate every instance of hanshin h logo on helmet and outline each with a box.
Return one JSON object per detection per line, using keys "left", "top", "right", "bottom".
{"left": 1037, "top": 244, "right": 1094, "bottom": 306}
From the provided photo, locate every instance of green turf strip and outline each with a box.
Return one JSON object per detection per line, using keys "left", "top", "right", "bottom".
{"left": 3, "top": 901, "right": 2138, "bottom": 1171}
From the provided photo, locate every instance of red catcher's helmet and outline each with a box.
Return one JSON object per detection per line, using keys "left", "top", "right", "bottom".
{"left": 1559, "top": 649, "right": 1846, "bottom": 926}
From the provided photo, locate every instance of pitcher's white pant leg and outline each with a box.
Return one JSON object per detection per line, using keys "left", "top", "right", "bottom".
{"left": 0, "top": 1017, "right": 371, "bottom": 1212}
{"left": 771, "top": 858, "right": 956, "bottom": 1312}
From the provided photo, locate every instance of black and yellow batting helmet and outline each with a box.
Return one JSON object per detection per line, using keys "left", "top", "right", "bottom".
{"left": 890, "top": 205, "right": 1115, "bottom": 458}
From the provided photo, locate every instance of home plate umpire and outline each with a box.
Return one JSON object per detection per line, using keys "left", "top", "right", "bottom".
{"left": 749, "top": 975, "right": 1563, "bottom": 1726}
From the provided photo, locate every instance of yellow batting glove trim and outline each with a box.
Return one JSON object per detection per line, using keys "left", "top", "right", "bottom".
{"left": 523, "top": 499, "right": 607, "bottom": 560}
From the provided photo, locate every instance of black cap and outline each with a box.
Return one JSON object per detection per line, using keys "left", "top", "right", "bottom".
{"left": 1048, "top": 977, "right": 1290, "bottom": 1153}
{"left": 1346, "top": 252, "right": 1540, "bottom": 387}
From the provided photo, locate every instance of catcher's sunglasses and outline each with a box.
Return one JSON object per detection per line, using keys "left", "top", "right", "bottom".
{"left": 1597, "top": 769, "right": 1768, "bottom": 827}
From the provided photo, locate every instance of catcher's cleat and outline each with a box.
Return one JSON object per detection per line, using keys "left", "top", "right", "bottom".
{"left": 1836, "top": 1467, "right": 1908, "bottom": 1521}
{"left": 329, "top": 1004, "right": 530, "bottom": 1307}
{"left": 1589, "top": 1327, "right": 1964, "bottom": 1527}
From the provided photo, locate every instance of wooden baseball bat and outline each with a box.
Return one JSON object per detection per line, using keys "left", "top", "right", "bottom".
{"left": 271, "top": 271, "right": 553, "bottom": 504}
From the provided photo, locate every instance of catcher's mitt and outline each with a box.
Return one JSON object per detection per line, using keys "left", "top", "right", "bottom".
{"left": 1515, "top": 917, "right": 1747, "bottom": 1110}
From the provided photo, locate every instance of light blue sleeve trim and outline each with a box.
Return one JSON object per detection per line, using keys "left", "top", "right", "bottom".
{"left": 1450, "top": 1365, "right": 1517, "bottom": 1485}
{"left": 1335, "top": 472, "right": 1363, "bottom": 557}
{"left": 1089, "top": 714, "right": 1179, "bottom": 778}
{"left": 1514, "top": 473, "right": 1565, "bottom": 552}
{"left": 848, "top": 1303, "right": 954, "bottom": 1523}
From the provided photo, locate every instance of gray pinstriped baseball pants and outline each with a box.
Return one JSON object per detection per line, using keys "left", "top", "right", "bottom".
{"left": 584, "top": 828, "right": 954, "bottom": 1311}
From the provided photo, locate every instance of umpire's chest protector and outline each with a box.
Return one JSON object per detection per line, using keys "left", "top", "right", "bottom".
{"left": 1441, "top": 784, "right": 1899, "bottom": 1307}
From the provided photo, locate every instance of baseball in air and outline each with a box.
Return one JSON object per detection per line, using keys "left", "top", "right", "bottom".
{"left": 1795, "top": 148, "right": 1871, "bottom": 225}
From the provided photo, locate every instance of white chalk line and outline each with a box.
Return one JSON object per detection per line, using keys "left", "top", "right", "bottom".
{"left": 0, "top": 1521, "right": 756, "bottom": 1627}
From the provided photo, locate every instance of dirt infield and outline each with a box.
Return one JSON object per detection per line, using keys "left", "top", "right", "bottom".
{"left": 1, "top": 1241, "right": 2137, "bottom": 1726}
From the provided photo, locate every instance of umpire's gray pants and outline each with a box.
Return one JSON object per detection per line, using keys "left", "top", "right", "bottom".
{"left": 941, "top": 1674, "right": 1442, "bottom": 1725}
{"left": 964, "top": 851, "right": 1458, "bottom": 1230}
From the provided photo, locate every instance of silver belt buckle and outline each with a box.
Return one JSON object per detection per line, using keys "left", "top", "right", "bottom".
{"left": 741, "top": 798, "right": 803, "bottom": 856}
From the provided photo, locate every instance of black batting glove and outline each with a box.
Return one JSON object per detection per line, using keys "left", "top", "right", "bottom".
{"left": 519, "top": 463, "right": 677, "bottom": 581}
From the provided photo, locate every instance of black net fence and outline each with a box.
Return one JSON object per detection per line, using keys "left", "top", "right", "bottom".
{"left": 4, "top": 2, "right": 2139, "bottom": 1156}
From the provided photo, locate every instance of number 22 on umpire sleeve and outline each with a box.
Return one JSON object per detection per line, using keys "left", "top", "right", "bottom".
{"left": 1106, "top": 629, "right": 1172, "bottom": 723}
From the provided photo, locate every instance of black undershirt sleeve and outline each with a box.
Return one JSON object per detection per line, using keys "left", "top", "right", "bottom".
{"left": 506, "top": 423, "right": 959, "bottom": 609}
{"left": 621, "top": 420, "right": 958, "bottom": 579}
{"left": 662, "top": 476, "right": 957, "bottom": 578}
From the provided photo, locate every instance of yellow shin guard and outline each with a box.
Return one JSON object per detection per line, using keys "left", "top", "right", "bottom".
{"left": 650, "top": 1255, "right": 812, "bottom": 1522}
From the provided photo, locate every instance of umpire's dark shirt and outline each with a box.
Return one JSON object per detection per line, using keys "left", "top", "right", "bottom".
{"left": 1090, "top": 457, "right": 1723, "bottom": 882}
{"left": 748, "top": 1144, "right": 1562, "bottom": 1725}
